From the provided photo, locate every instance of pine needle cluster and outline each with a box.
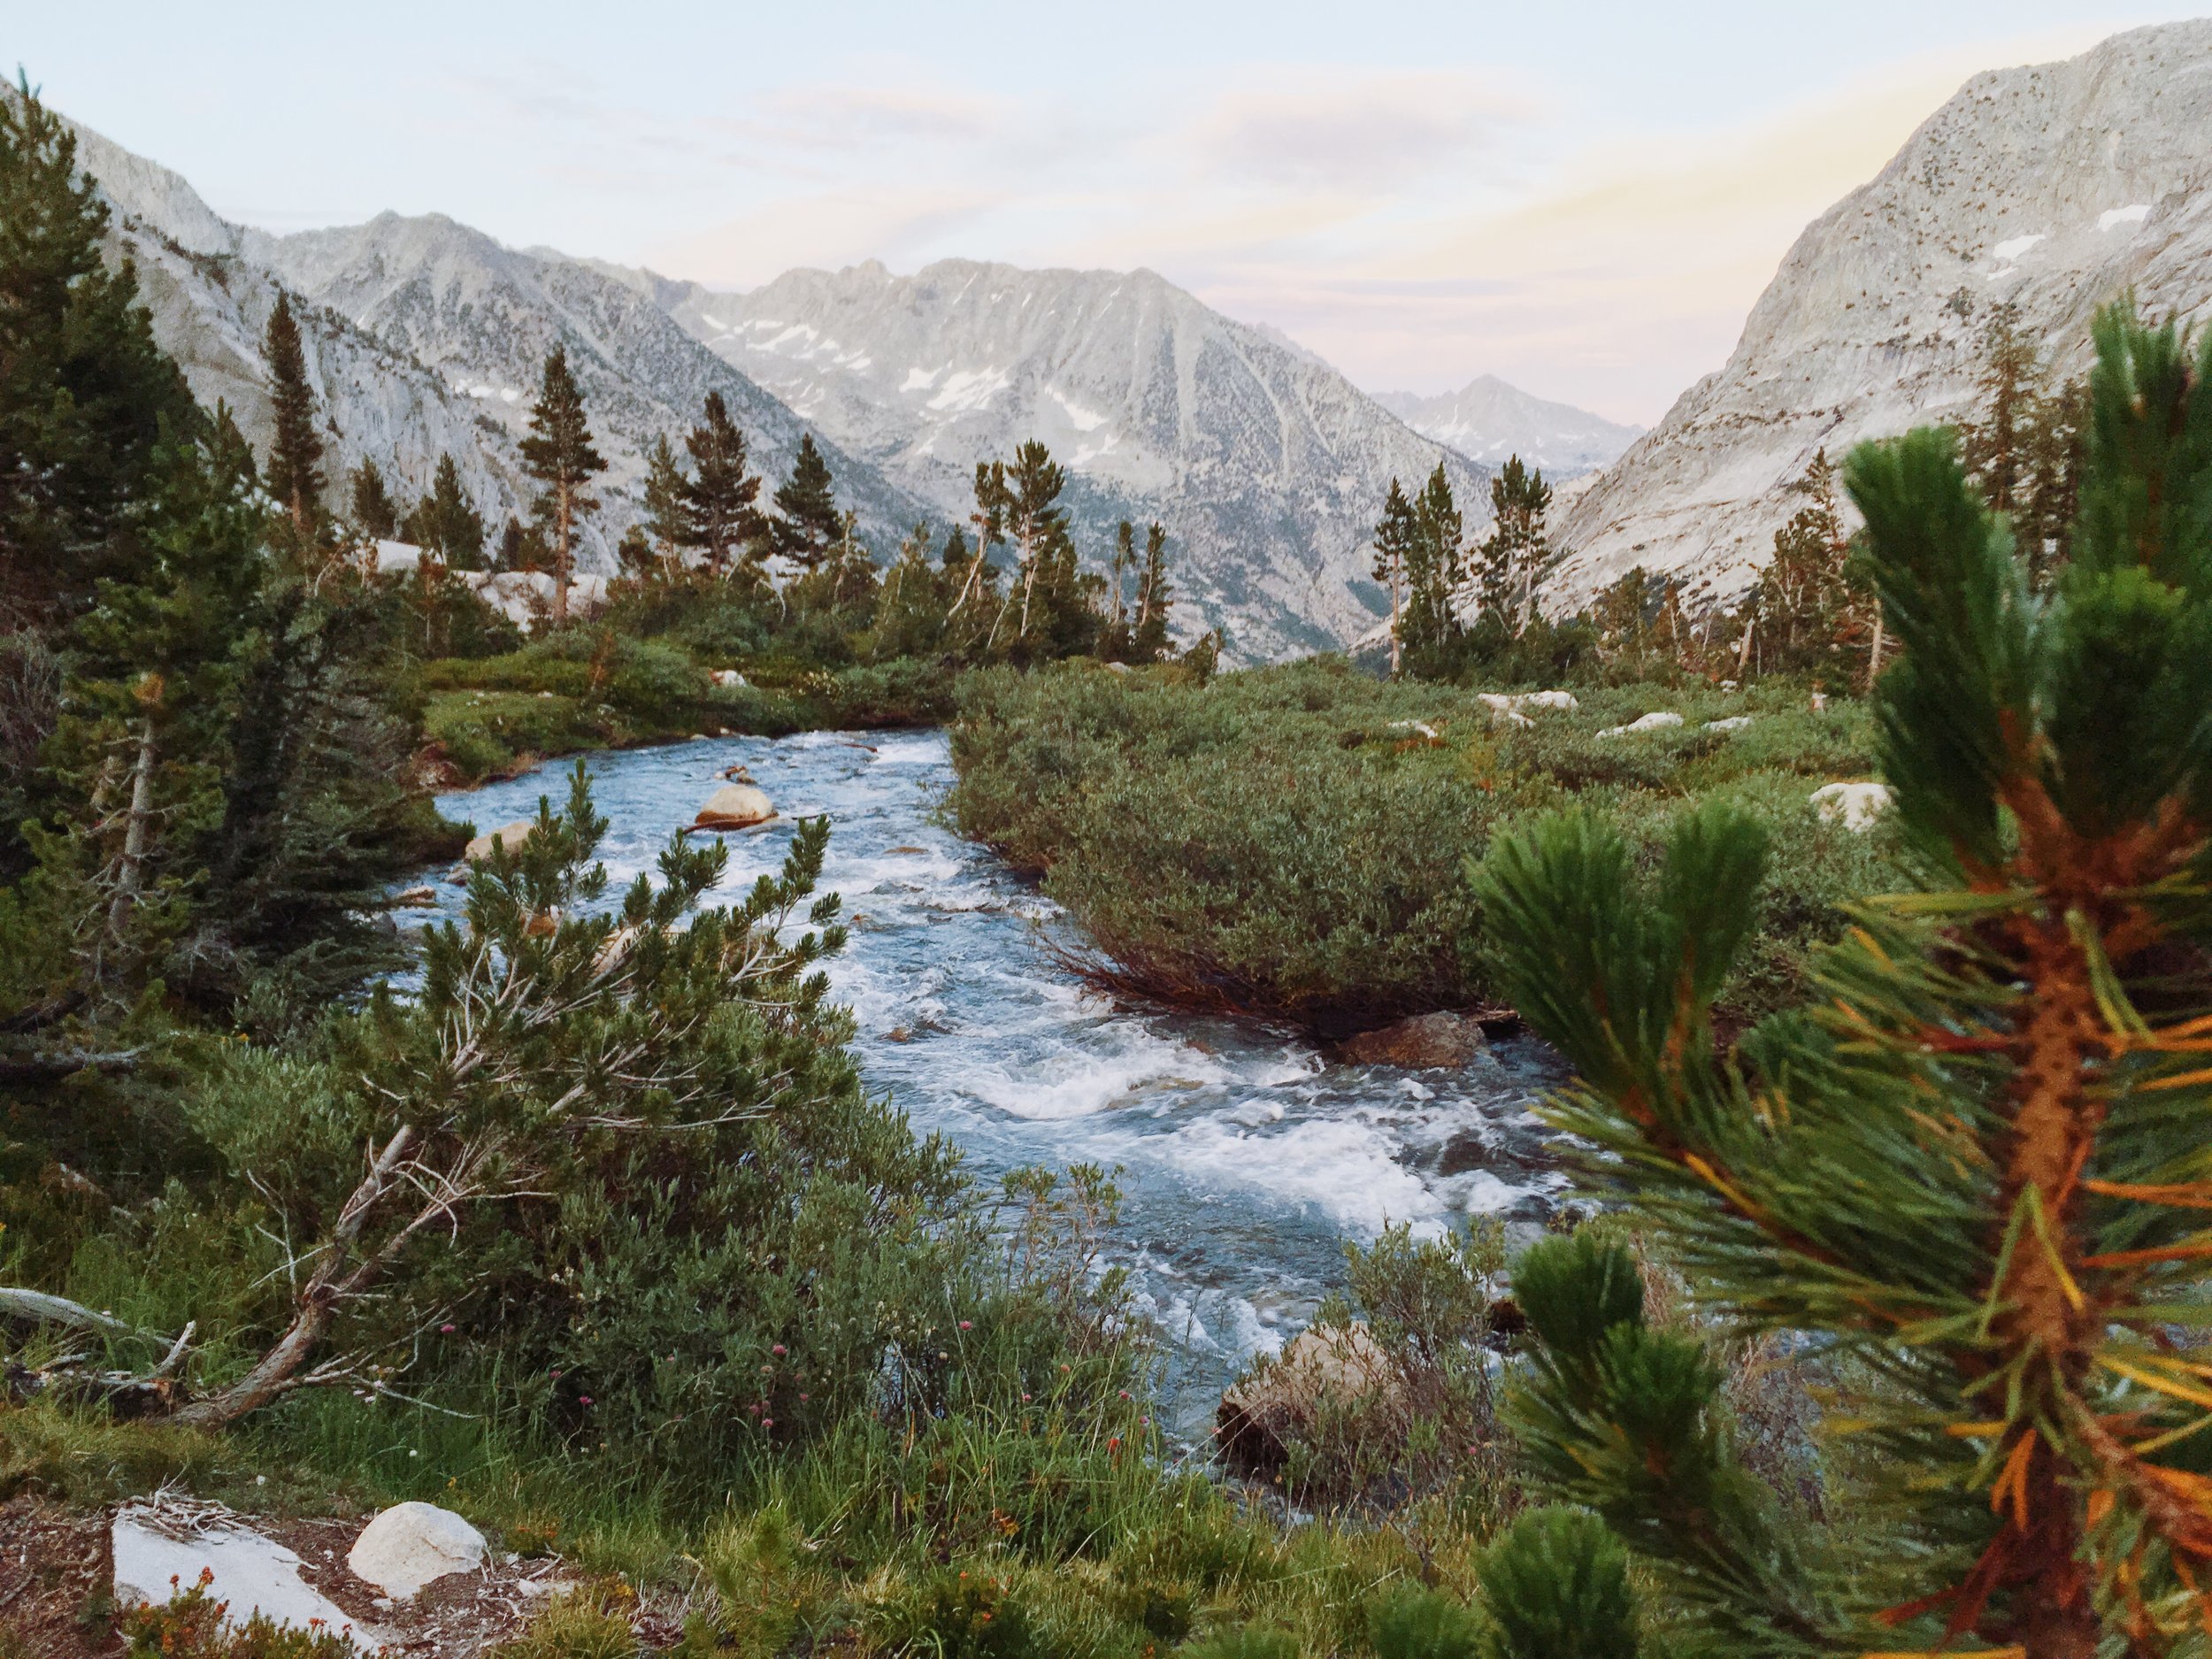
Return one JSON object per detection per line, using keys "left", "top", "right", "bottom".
{"left": 1472, "top": 302, "right": 2212, "bottom": 1656}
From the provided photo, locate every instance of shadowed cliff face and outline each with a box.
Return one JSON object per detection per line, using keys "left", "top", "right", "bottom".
{"left": 1553, "top": 19, "right": 2212, "bottom": 618}
{"left": 621, "top": 257, "right": 1491, "bottom": 661}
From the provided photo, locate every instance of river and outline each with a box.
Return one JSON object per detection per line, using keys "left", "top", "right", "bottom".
{"left": 428, "top": 729, "right": 1570, "bottom": 1434}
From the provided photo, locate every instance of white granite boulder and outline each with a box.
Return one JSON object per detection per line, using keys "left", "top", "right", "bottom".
{"left": 346, "top": 1502, "right": 488, "bottom": 1601}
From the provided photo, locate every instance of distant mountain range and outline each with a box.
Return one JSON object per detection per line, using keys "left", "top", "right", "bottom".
{"left": 1553, "top": 19, "right": 2212, "bottom": 611}
{"left": 600, "top": 257, "right": 1493, "bottom": 657}
{"left": 55, "top": 104, "right": 1517, "bottom": 659}
{"left": 1372, "top": 376, "right": 1642, "bottom": 477}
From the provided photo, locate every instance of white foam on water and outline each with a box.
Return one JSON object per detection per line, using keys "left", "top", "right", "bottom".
{"left": 1162, "top": 1115, "right": 1444, "bottom": 1233}
{"left": 872, "top": 736, "right": 949, "bottom": 765}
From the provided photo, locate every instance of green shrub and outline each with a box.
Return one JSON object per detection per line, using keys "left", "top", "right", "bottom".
{"left": 1476, "top": 1507, "right": 1638, "bottom": 1659}
{"left": 1175, "top": 1625, "right": 1297, "bottom": 1659}
{"left": 119, "top": 1571, "right": 357, "bottom": 1659}
{"left": 876, "top": 1567, "right": 1047, "bottom": 1659}
{"left": 948, "top": 661, "right": 1893, "bottom": 1032}
{"left": 1371, "top": 1587, "right": 1484, "bottom": 1659}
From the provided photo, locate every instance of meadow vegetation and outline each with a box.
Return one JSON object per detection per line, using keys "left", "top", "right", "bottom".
{"left": 949, "top": 658, "right": 1901, "bottom": 1035}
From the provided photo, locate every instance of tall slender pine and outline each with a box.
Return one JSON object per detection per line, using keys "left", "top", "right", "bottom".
{"left": 518, "top": 344, "right": 605, "bottom": 625}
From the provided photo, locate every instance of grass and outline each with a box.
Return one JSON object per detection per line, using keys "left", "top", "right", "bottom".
{"left": 416, "top": 649, "right": 958, "bottom": 784}
{"left": 948, "top": 657, "right": 1902, "bottom": 1034}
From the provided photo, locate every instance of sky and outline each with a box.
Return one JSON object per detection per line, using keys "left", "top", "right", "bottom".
{"left": 14, "top": 3, "right": 2211, "bottom": 424}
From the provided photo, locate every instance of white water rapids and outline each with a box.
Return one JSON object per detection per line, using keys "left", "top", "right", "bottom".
{"left": 430, "top": 729, "right": 1571, "bottom": 1432}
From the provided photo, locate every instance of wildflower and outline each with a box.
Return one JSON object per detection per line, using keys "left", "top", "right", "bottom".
{"left": 958, "top": 1320, "right": 972, "bottom": 1330}
{"left": 1021, "top": 1394, "right": 1032, "bottom": 1402}
{"left": 772, "top": 1343, "right": 787, "bottom": 1356}
{"left": 761, "top": 1417, "right": 774, "bottom": 1429}
{"left": 579, "top": 1395, "right": 594, "bottom": 1407}
{"left": 1118, "top": 1390, "right": 1130, "bottom": 1400}
{"left": 440, "top": 1323, "right": 457, "bottom": 1333}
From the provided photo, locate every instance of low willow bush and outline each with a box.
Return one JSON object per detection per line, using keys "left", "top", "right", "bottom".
{"left": 949, "top": 659, "right": 1898, "bottom": 1033}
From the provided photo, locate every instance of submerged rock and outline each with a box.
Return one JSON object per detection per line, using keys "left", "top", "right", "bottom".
{"left": 1339, "top": 1011, "right": 1489, "bottom": 1069}
{"left": 347, "top": 1502, "right": 487, "bottom": 1601}
{"left": 691, "top": 783, "right": 777, "bottom": 832}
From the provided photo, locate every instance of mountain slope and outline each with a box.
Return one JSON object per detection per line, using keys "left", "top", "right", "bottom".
{"left": 52, "top": 105, "right": 925, "bottom": 573}
{"left": 629, "top": 258, "right": 1489, "bottom": 659}
{"left": 1373, "top": 376, "right": 1641, "bottom": 475}
{"left": 246, "top": 219, "right": 926, "bottom": 564}
{"left": 1553, "top": 19, "right": 2212, "bottom": 611}
{"left": 52, "top": 106, "right": 536, "bottom": 542}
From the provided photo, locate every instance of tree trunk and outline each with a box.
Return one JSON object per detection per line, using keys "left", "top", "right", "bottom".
{"left": 174, "top": 1125, "right": 415, "bottom": 1430}
{"left": 106, "top": 716, "right": 157, "bottom": 942}
{"left": 1387, "top": 568, "right": 1402, "bottom": 677}
{"left": 1865, "top": 614, "right": 1886, "bottom": 690}
{"left": 553, "top": 480, "right": 572, "bottom": 626}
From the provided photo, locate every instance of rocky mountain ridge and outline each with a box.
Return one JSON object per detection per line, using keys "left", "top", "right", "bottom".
{"left": 1552, "top": 19, "right": 2212, "bottom": 611}
{"left": 54, "top": 106, "right": 926, "bottom": 574}
{"left": 1373, "top": 375, "right": 1641, "bottom": 476}
{"left": 620, "top": 257, "right": 1491, "bottom": 658}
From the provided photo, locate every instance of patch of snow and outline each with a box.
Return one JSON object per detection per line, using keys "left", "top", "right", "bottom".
{"left": 928, "top": 366, "right": 1011, "bottom": 413}
{"left": 1048, "top": 386, "right": 1109, "bottom": 433}
{"left": 2099, "top": 204, "right": 2153, "bottom": 232}
{"left": 764, "top": 323, "right": 819, "bottom": 354}
{"left": 1992, "top": 233, "right": 2047, "bottom": 262}
{"left": 901, "top": 366, "right": 943, "bottom": 392}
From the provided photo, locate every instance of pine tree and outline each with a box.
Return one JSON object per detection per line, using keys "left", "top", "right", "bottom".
{"left": 1132, "top": 522, "right": 1172, "bottom": 664}
{"left": 262, "top": 292, "right": 326, "bottom": 545}
{"left": 1962, "top": 299, "right": 2040, "bottom": 518}
{"left": 640, "top": 434, "right": 692, "bottom": 580}
{"left": 0, "top": 73, "right": 196, "bottom": 628}
{"left": 1756, "top": 448, "right": 1856, "bottom": 675}
{"left": 1477, "top": 456, "right": 1552, "bottom": 634}
{"left": 496, "top": 515, "right": 534, "bottom": 572}
{"left": 1102, "top": 519, "right": 1137, "bottom": 662}
{"left": 1371, "top": 479, "right": 1417, "bottom": 676}
{"left": 1403, "top": 465, "right": 1467, "bottom": 672}
{"left": 518, "top": 344, "right": 606, "bottom": 625}
{"left": 872, "top": 520, "right": 947, "bottom": 659}
{"left": 995, "top": 441, "right": 1075, "bottom": 657}
{"left": 771, "top": 434, "right": 841, "bottom": 572}
{"left": 1592, "top": 566, "right": 1652, "bottom": 671}
{"left": 683, "top": 391, "right": 765, "bottom": 576}
{"left": 349, "top": 460, "right": 399, "bottom": 542}
{"left": 402, "top": 452, "right": 484, "bottom": 570}
{"left": 1472, "top": 302, "right": 2212, "bottom": 1657}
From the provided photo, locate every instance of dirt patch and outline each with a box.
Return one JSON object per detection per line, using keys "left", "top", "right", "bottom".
{"left": 0, "top": 1498, "right": 116, "bottom": 1658}
{"left": 0, "top": 1494, "right": 694, "bottom": 1656}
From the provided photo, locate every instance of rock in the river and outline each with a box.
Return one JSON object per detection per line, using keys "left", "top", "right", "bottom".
{"left": 1217, "top": 1324, "right": 1402, "bottom": 1473}
{"left": 113, "top": 1504, "right": 379, "bottom": 1651}
{"left": 1812, "top": 780, "right": 1896, "bottom": 832}
{"left": 347, "top": 1502, "right": 487, "bottom": 1600}
{"left": 464, "top": 820, "right": 534, "bottom": 862}
{"left": 1339, "top": 1011, "right": 1489, "bottom": 1069}
{"left": 691, "top": 783, "right": 777, "bottom": 832}
{"left": 1595, "top": 711, "right": 1685, "bottom": 739}
{"left": 392, "top": 885, "right": 437, "bottom": 907}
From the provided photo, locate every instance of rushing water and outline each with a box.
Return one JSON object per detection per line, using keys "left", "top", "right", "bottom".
{"left": 426, "top": 729, "right": 1570, "bottom": 1432}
